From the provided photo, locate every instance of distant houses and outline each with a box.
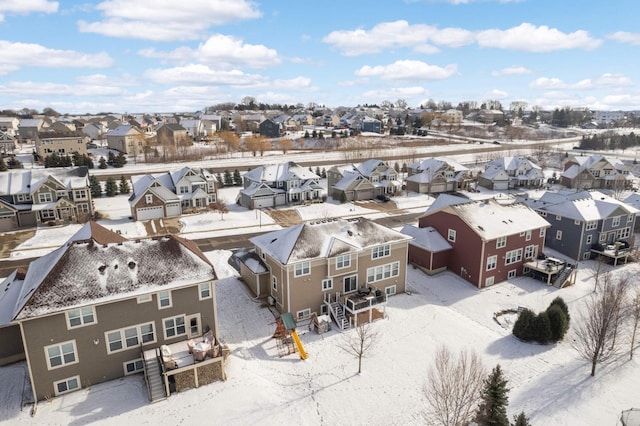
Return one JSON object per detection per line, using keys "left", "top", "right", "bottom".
{"left": 327, "top": 159, "right": 400, "bottom": 202}
{"left": 405, "top": 157, "right": 472, "bottom": 194}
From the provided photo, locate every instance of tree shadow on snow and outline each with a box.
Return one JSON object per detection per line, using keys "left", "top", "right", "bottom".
{"left": 485, "top": 335, "right": 556, "bottom": 359}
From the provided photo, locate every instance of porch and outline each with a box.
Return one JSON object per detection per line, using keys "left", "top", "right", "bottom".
{"left": 323, "top": 286, "right": 387, "bottom": 330}
{"left": 523, "top": 256, "right": 577, "bottom": 288}
{"left": 141, "top": 333, "right": 228, "bottom": 403}
{"left": 591, "top": 241, "right": 633, "bottom": 266}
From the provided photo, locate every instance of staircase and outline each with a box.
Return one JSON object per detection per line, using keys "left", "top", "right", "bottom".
{"left": 552, "top": 265, "right": 573, "bottom": 288}
{"left": 143, "top": 354, "right": 166, "bottom": 403}
{"left": 329, "top": 302, "right": 350, "bottom": 330}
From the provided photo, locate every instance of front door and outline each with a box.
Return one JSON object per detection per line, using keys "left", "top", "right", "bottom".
{"left": 186, "top": 314, "right": 201, "bottom": 338}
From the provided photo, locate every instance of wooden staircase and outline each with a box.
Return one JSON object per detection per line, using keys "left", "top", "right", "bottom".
{"left": 553, "top": 265, "right": 574, "bottom": 288}
{"left": 143, "top": 352, "right": 166, "bottom": 403}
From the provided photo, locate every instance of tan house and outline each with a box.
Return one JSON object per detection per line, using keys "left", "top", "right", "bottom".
{"left": 106, "top": 124, "right": 146, "bottom": 155}
{"left": 561, "top": 154, "right": 636, "bottom": 190}
{"left": 0, "top": 221, "right": 225, "bottom": 406}
{"left": 327, "top": 159, "right": 400, "bottom": 202}
{"left": 406, "top": 157, "right": 472, "bottom": 195}
{"left": 239, "top": 217, "right": 411, "bottom": 329}
{"left": 35, "top": 130, "right": 89, "bottom": 158}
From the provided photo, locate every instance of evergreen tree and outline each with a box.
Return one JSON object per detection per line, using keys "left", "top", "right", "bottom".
{"left": 340, "top": 191, "right": 347, "bottom": 203}
{"left": 321, "top": 167, "right": 326, "bottom": 178}
{"left": 475, "top": 365, "right": 510, "bottom": 426}
{"left": 401, "top": 162, "right": 408, "bottom": 173}
{"left": 223, "top": 169, "right": 233, "bottom": 186}
{"left": 60, "top": 155, "right": 72, "bottom": 167}
{"left": 315, "top": 166, "right": 321, "bottom": 176}
{"left": 107, "top": 151, "right": 115, "bottom": 165}
{"left": 546, "top": 305, "right": 569, "bottom": 342}
{"left": 98, "top": 156, "right": 107, "bottom": 169}
{"left": 548, "top": 297, "right": 570, "bottom": 323}
{"left": 216, "top": 173, "right": 224, "bottom": 187}
{"left": 233, "top": 169, "right": 242, "bottom": 186}
{"left": 394, "top": 162, "right": 400, "bottom": 173}
{"left": 119, "top": 176, "right": 130, "bottom": 194}
{"left": 7, "top": 156, "right": 22, "bottom": 169}
{"left": 0, "top": 157, "right": 7, "bottom": 172}
{"left": 511, "top": 411, "right": 531, "bottom": 426}
{"left": 114, "top": 151, "right": 127, "bottom": 168}
{"left": 513, "top": 308, "right": 535, "bottom": 341}
{"left": 533, "top": 311, "right": 552, "bottom": 344}
{"left": 89, "top": 175, "right": 102, "bottom": 198}
{"left": 304, "top": 130, "right": 310, "bottom": 139}
{"left": 105, "top": 177, "right": 118, "bottom": 197}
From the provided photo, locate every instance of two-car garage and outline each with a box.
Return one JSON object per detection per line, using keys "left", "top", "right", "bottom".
{"left": 135, "top": 206, "right": 164, "bottom": 220}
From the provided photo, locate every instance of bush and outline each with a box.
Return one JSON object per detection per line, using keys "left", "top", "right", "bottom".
{"left": 513, "top": 300, "right": 570, "bottom": 344}
{"left": 533, "top": 311, "right": 552, "bottom": 344}
{"left": 549, "top": 297, "right": 570, "bottom": 322}
{"left": 546, "top": 305, "right": 569, "bottom": 342}
{"left": 513, "top": 309, "right": 535, "bottom": 341}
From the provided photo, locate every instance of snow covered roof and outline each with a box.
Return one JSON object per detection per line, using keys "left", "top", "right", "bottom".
{"left": 423, "top": 194, "right": 471, "bottom": 214}
{"left": 479, "top": 165, "right": 509, "bottom": 180}
{"left": 0, "top": 167, "right": 89, "bottom": 195}
{"left": 332, "top": 170, "right": 362, "bottom": 190}
{"left": 487, "top": 156, "right": 540, "bottom": 172}
{"left": 107, "top": 124, "right": 141, "bottom": 136}
{"left": 244, "top": 161, "right": 319, "bottom": 183}
{"left": 539, "top": 197, "right": 636, "bottom": 221}
{"left": 0, "top": 269, "right": 25, "bottom": 326}
{"left": 250, "top": 217, "right": 411, "bottom": 264}
{"left": 6, "top": 221, "right": 215, "bottom": 322}
{"left": 409, "top": 157, "right": 467, "bottom": 173}
{"left": 400, "top": 225, "right": 451, "bottom": 253}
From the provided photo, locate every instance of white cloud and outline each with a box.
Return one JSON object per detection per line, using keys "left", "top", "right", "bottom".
{"left": 0, "top": 0, "right": 58, "bottom": 21}
{"left": 0, "top": 80, "right": 125, "bottom": 97}
{"left": 477, "top": 23, "right": 600, "bottom": 52}
{"left": 607, "top": 31, "right": 640, "bottom": 45}
{"left": 78, "top": 0, "right": 261, "bottom": 41}
{"left": 355, "top": 60, "right": 458, "bottom": 81}
{"left": 491, "top": 66, "right": 532, "bottom": 77}
{"left": 529, "top": 77, "right": 567, "bottom": 89}
{"left": 144, "top": 64, "right": 268, "bottom": 87}
{"left": 572, "top": 73, "right": 632, "bottom": 90}
{"left": 430, "top": 27, "right": 475, "bottom": 48}
{"left": 486, "top": 89, "right": 509, "bottom": 99}
{"left": 362, "top": 87, "right": 429, "bottom": 104}
{"left": 138, "top": 34, "right": 280, "bottom": 69}
{"left": 0, "top": 40, "right": 113, "bottom": 75}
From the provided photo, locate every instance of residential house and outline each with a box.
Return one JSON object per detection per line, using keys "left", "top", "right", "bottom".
{"left": 180, "top": 119, "right": 204, "bottom": 140}
{"left": 157, "top": 123, "right": 190, "bottom": 147}
{"left": 478, "top": 109, "right": 505, "bottom": 125}
{"left": 18, "top": 118, "right": 45, "bottom": 141}
{"left": 239, "top": 217, "right": 411, "bottom": 329}
{"left": 327, "top": 159, "right": 400, "bottom": 202}
{"left": 405, "top": 157, "right": 472, "bottom": 194}
{"left": 400, "top": 225, "right": 451, "bottom": 275}
{"left": 35, "top": 130, "right": 89, "bottom": 158}
{"left": 519, "top": 190, "right": 638, "bottom": 263}
{"left": 129, "top": 167, "right": 218, "bottom": 220}
{"left": 417, "top": 196, "right": 550, "bottom": 288}
{"left": 237, "top": 162, "right": 322, "bottom": 209}
{"left": 361, "top": 117, "right": 382, "bottom": 134}
{"left": 0, "top": 130, "right": 18, "bottom": 154}
{"left": 81, "top": 122, "right": 105, "bottom": 141}
{"left": 106, "top": 125, "right": 146, "bottom": 155}
{"left": 560, "top": 154, "right": 636, "bottom": 190}
{"left": 0, "top": 166, "right": 92, "bottom": 231}
{"left": 477, "top": 156, "right": 545, "bottom": 190}
{"left": 0, "top": 221, "right": 224, "bottom": 405}
{"left": 0, "top": 116, "right": 20, "bottom": 137}
{"left": 259, "top": 118, "right": 281, "bottom": 138}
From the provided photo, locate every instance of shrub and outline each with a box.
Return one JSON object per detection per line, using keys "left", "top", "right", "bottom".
{"left": 549, "top": 297, "right": 570, "bottom": 322}
{"left": 533, "top": 311, "right": 552, "bottom": 344}
{"left": 546, "top": 305, "right": 569, "bottom": 342}
{"left": 513, "top": 309, "right": 535, "bottom": 341}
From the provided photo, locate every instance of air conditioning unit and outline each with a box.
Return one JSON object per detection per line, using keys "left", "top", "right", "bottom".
{"left": 268, "top": 296, "right": 275, "bottom": 306}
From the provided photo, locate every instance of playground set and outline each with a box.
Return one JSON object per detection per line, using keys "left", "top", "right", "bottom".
{"left": 272, "top": 312, "right": 307, "bottom": 360}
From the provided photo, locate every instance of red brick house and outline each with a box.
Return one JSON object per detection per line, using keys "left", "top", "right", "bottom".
{"left": 417, "top": 197, "right": 550, "bottom": 288}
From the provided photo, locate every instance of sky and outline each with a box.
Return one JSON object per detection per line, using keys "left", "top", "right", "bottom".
{"left": 1, "top": 0, "right": 640, "bottom": 114}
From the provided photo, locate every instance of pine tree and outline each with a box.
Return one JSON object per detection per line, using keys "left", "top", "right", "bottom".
{"left": 546, "top": 305, "right": 569, "bottom": 342}
{"left": 321, "top": 167, "right": 326, "bottom": 178}
{"left": 114, "top": 152, "right": 127, "bottom": 168}
{"left": 105, "top": 177, "right": 118, "bottom": 197}
{"left": 216, "top": 173, "right": 224, "bottom": 188}
{"left": 223, "top": 169, "right": 233, "bottom": 186}
{"left": 548, "top": 297, "right": 570, "bottom": 323}
{"left": 513, "top": 308, "right": 535, "bottom": 341}
{"left": 511, "top": 411, "right": 531, "bottom": 426}
{"left": 107, "top": 151, "right": 115, "bottom": 165}
{"left": 315, "top": 166, "right": 321, "bottom": 176}
{"left": 98, "top": 156, "right": 107, "bottom": 169}
{"left": 89, "top": 175, "right": 102, "bottom": 198}
{"left": 475, "top": 365, "right": 510, "bottom": 426}
{"left": 233, "top": 169, "right": 242, "bottom": 186}
{"left": 119, "top": 176, "right": 130, "bottom": 194}
{"left": 0, "top": 157, "right": 7, "bottom": 172}
{"left": 533, "top": 311, "right": 552, "bottom": 344}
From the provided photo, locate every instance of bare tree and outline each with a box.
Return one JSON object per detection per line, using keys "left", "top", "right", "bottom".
{"left": 340, "top": 322, "right": 379, "bottom": 374}
{"left": 208, "top": 199, "right": 229, "bottom": 221}
{"left": 628, "top": 290, "right": 640, "bottom": 359}
{"left": 573, "top": 273, "right": 629, "bottom": 376}
{"left": 424, "top": 346, "right": 486, "bottom": 426}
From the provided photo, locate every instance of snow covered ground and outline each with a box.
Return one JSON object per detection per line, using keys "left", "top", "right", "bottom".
{"left": 1, "top": 251, "right": 638, "bottom": 426}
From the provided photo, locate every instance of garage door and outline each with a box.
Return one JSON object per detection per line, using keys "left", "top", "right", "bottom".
{"left": 0, "top": 215, "right": 16, "bottom": 232}
{"left": 136, "top": 206, "right": 164, "bottom": 220}
{"left": 166, "top": 203, "right": 181, "bottom": 217}
{"left": 493, "top": 181, "right": 508, "bottom": 190}
{"left": 253, "top": 197, "right": 274, "bottom": 209}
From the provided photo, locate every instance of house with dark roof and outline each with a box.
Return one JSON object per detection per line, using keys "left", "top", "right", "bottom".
{"left": 0, "top": 166, "right": 92, "bottom": 231}
{"left": 237, "top": 161, "right": 322, "bottom": 209}
{"left": 327, "top": 159, "right": 400, "bottom": 202}
{"left": 258, "top": 118, "right": 281, "bottom": 138}
{"left": 477, "top": 156, "right": 544, "bottom": 190}
{"left": 0, "top": 221, "right": 225, "bottom": 406}
{"left": 519, "top": 190, "right": 638, "bottom": 263}
{"left": 129, "top": 167, "right": 218, "bottom": 220}
{"left": 405, "top": 157, "right": 472, "bottom": 194}
{"left": 560, "top": 154, "right": 636, "bottom": 190}
{"left": 417, "top": 196, "right": 551, "bottom": 288}
{"left": 238, "top": 217, "right": 411, "bottom": 329}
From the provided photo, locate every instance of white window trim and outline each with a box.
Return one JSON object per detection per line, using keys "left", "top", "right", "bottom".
{"left": 385, "top": 285, "right": 396, "bottom": 296}
{"left": 163, "top": 314, "right": 187, "bottom": 340}
{"left": 496, "top": 237, "right": 506, "bottom": 249}
{"left": 586, "top": 235, "right": 592, "bottom": 244}
{"left": 296, "top": 308, "right": 311, "bottom": 320}
{"left": 105, "top": 322, "right": 156, "bottom": 354}
{"left": 556, "top": 230, "right": 562, "bottom": 240}
{"left": 447, "top": 229, "right": 456, "bottom": 242}
{"left": 157, "top": 290, "right": 172, "bottom": 309}
{"left": 583, "top": 252, "right": 591, "bottom": 260}
{"left": 507, "top": 269, "right": 517, "bottom": 279}
{"left": 524, "top": 245, "right": 537, "bottom": 260}
{"left": 45, "top": 340, "right": 78, "bottom": 370}
{"left": 505, "top": 248, "right": 523, "bottom": 265}
{"left": 586, "top": 221, "right": 597, "bottom": 230}
{"left": 53, "top": 375, "right": 81, "bottom": 396}
{"left": 525, "top": 230, "right": 531, "bottom": 241}
{"left": 145, "top": 194, "right": 153, "bottom": 204}
{"left": 485, "top": 276, "right": 495, "bottom": 287}
{"left": 336, "top": 254, "right": 351, "bottom": 269}
{"left": 199, "top": 282, "right": 212, "bottom": 300}
{"left": 612, "top": 216, "right": 621, "bottom": 227}
{"left": 123, "top": 359, "right": 145, "bottom": 376}
{"left": 486, "top": 255, "right": 497, "bottom": 271}
{"left": 294, "top": 261, "right": 310, "bottom": 277}
{"left": 272, "top": 276, "right": 277, "bottom": 291}
{"left": 137, "top": 294, "right": 152, "bottom": 304}
{"left": 371, "top": 244, "right": 391, "bottom": 259}
{"left": 539, "top": 228, "right": 545, "bottom": 237}
{"left": 366, "top": 261, "right": 400, "bottom": 284}
{"left": 65, "top": 306, "right": 96, "bottom": 330}
{"left": 344, "top": 275, "right": 358, "bottom": 294}
{"left": 322, "top": 278, "right": 333, "bottom": 291}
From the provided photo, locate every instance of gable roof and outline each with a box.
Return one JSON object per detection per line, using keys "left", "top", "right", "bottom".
{"left": 5, "top": 221, "right": 215, "bottom": 322}
{"left": 0, "top": 167, "right": 89, "bottom": 195}
{"left": 250, "top": 217, "right": 411, "bottom": 264}
{"left": 244, "top": 161, "right": 319, "bottom": 183}
{"left": 400, "top": 225, "right": 451, "bottom": 253}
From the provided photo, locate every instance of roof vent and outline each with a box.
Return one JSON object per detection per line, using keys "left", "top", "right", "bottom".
{"left": 128, "top": 261, "right": 136, "bottom": 269}
{"left": 98, "top": 265, "right": 107, "bottom": 274}
{"left": 113, "top": 264, "right": 118, "bottom": 270}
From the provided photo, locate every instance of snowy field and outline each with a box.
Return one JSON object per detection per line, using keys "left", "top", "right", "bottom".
{"left": 1, "top": 251, "right": 638, "bottom": 426}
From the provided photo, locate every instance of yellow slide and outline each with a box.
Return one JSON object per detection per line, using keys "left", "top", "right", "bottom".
{"left": 291, "top": 330, "right": 308, "bottom": 360}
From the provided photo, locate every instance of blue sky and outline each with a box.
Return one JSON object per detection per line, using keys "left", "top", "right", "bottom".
{"left": 1, "top": 0, "right": 639, "bottom": 114}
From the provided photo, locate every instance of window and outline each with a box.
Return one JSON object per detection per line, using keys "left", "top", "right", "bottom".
{"left": 372, "top": 244, "right": 391, "bottom": 259}
{"left": 583, "top": 252, "right": 591, "bottom": 260}
{"left": 505, "top": 249, "right": 522, "bottom": 265}
{"left": 486, "top": 255, "right": 497, "bottom": 271}
{"left": 272, "top": 276, "right": 277, "bottom": 291}
{"left": 179, "top": 185, "right": 189, "bottom": 194}
{"left": 524, "top": 245, "right": 537, "bottom": 260}
{"left": 447, "top": 229, "right": 456, "bottom": 242}
{"left": 54, "top": 376, "right": 80, "bottom": 396}
{"left": 199, "top": 282, "right": 212, "bottom": 300}
{"left": 507, "top": 270, "right": 517, "bottom": 279}
{"left": 496, "top": 237, "right": 506, "bottom": 249}
{"left": 145, "top": 194, "right": 153, "bottom": 204}
{"left": 321, "top": 305, "right": 328, "bottom": 315}
{"left": 385, "top": 285, "right": 396, "bottom": 296}
{"left": 106, "top": 323, "right": 155, "bottom": 354}
{"left": 137, "top": 294, "right": 152, "bottom": 304}
{"left": 38, "top": 193, "right": 53, "bottom": 203}
{"left": 74, "top": 190, "right": 86, "bottom": 198}
{"left": 157, "top": 290, "right": 172, "bottom": 309}
{"left": 294, "top": 261, "right": 310, "bottom": 277}
{"left": 45, "top": 340, "right": 78, "bottom": 370}
{"left": 586, "top": 221, "right": 597, "bottom": 230}
{"left": 612, "top": 216, "right": 621, "bottom": 227}
{"left": 344, "top": 275, "right": 358, "bottom": 293}
{"left": 485, "top": 276, "right": 495, "bottom": 287}
{"left": 78, "top": 203, "right": 90, "bottom": 213}
{"left": 618, "top": 227, "right": 631, "bottom": 239}
{"left": 599, "top": 233, "right": 606, "bottom": 243}
{"left": 556, "top": 230, "right": 562, "bottom": 240}
{"left": 366, "top": 262, "right": 400, "bottom": 284}
{"left": 525, "top": 230, "right": 531, "bottom": 241}
{"left": 66, "top": 306, "right": 96, "bottom": 329}
{"left": 296, "top": 308, "right": 311, "bottom": 319}
{"left": 123, "top": 359, "right": 144, "bottom": 375}
{"left": 586, "top": 235, "right": 592, "bottom": 244}
{"left": 336, "top": 254, "right": 351, "bottom": 269}
{"left": 322, "top": 278, "right": 333, "bottom": 291}
{"left": 164, "top": 315, "right": 186, "bottom": 339}
{"left": 540, "top": 228, "right": 546, "bottom": 237}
